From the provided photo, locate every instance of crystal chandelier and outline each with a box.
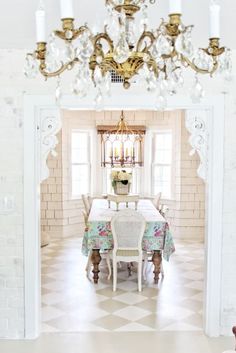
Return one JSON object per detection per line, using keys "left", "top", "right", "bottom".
{"left": 97, "top": 111, "right": 145, "bottom": 167}
{"left": 24, "top": 0, "right": 232, "bottom": 109}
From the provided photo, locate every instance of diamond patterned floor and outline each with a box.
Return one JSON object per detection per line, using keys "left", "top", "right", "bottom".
{"left": 41, "top": 237, "right": 204, "bottom": 332}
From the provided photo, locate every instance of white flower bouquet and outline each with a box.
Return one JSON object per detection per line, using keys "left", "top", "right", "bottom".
{"left": 111, "top": 170, "right": 132, "bottom": 195}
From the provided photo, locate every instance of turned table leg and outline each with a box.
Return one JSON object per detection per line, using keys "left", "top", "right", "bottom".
{"left": 91, "top": 249, "right": 102, "bottom": 284}
{"left": 152, "top": 250, "right": 162, "bottom": 284}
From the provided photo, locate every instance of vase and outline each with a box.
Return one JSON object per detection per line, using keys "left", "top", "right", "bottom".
{"left": 113, "top": 181, "right": 130, "bottom": 195}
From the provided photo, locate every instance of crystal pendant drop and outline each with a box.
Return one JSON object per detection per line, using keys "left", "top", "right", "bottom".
{"left": 113, "top": 32, "right": 130, "bottom": 63}
{"left": 63, "top": 42, "right": 75, "bottom": 62}
{"left": 55, "top": 78, "right": 62, "bottom": 104}
{"left": 94, "top": 66, "right": 103, "bottom": 87}
{"left": 76, "top": 31, "right": 94, "bottom": 63}
{"left": 71, "top": 63, "right": 92, "bottom": 98}
{"left": 45, "top": 34, "right": 61, "bottom": 73}
{"left": 155, "top": 95, "right": 167, "bottom": 111}
{"left": 103, "top": 71, "right": 111, "bottom": 96}
{"left": 126, "top": 18, "right": 137, "bottom": 47}
{"left": 106, "top": 7, "right": 120, "bottom": 42}
{"left": 94, "top": 90, "right": 104, "bottom": 112}
{"left": 218, "top": 49, "right": 232, "bottom": 80}
{"left": 190, "top": 76, "right": 205, "bottom": 103}
{"left": 175, "top": 29, "right": 194, "bottom": 58}
{"left": 24, "top": 54, "right": 38, "bottom": 78}
{"left": 193, "top": 49, "right": 214, "bottom": 71}
{"left": 152, "top": 35, "right": 172, "bottom": 57}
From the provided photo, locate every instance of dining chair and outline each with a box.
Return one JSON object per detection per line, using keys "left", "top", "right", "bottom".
{"left": 82, "top": 210, "right": 112, "bottom": 280}
{"left": 152, "top": 192, "right": 162, "bottom": 209}
{"left": 82, "top": 194, "right": 91, "bottom": 215}
{"left": 111, "top": 209, "right": 146, "bottom": 292}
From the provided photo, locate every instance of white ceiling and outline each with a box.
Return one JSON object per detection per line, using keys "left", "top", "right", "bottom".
{"left": 1, "top": 0, "right": 234, "bottom": 49}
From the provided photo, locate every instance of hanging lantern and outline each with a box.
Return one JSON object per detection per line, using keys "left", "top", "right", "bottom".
{"left": 97, "top": 111, "right": 145, "bottom": 168}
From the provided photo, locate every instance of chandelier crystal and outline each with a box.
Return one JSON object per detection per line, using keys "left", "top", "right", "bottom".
{"left": 24, "top": 0, "right": 231, "bottom": 109}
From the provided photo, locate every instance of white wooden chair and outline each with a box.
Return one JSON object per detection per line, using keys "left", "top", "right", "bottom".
{"left": 111, "top": 209, "right": 146, "bottom": 292}
{"left": 82, "top": 210, "right": 112, "bottom": 280}
{"left": 81, "top": 194, "right": 91, "bottom": 215}
{"left": 152, "top": 192, "right": 162, "bottom": 209}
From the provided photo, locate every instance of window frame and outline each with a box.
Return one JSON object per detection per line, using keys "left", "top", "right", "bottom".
{"left": 70, "top": 129, "right": 92, "bottom": 200}
{"left": 151, "top": 130, "right": 174, "bottom": 200}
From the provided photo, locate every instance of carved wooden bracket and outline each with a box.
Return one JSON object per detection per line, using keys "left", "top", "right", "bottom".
{"left": 185, "top": 110, "right": 209, "bottom": 181}
{"left": 39, "top": 109, "right": 61, "bottom": 182}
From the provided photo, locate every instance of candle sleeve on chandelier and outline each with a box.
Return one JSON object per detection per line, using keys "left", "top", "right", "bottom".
{"left": 60, "top": 0, "right": 74, "bottom": 19}
{"left": 209, "top": 3, "right": 220, "bottom": 38}
{"left": 169, "top": 0, "right": 182, "bottom": 14}
{"left": 35, "top": 7, "right": 46, "bottom": 43}
{"left": 114, "top": 147, "right": 118, "bottom": 158}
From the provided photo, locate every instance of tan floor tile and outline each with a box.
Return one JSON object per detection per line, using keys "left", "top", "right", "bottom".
{"left": 137, "top": 314, "right": 174, "bottom": 330}
{"left": 41, "top": 237, "right": 204, "bottom": 333}
{"left": 182, "top": 313, "right": 203, "bottom": 328}
{"left": 134, "top": 298, "right": 159, "bottom": 312}
{"left": 95, "top": 287, "right": 125, "bottom": 298}
{"left": 92, "top": 314, "right": 130, "bottom": 330}
{"left": 96, "top": 299, "right": 128, "bottom": 313}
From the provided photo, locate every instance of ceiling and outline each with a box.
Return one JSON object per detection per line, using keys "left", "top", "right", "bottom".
{"left": 1, "top": 0, "right": 234, "bottom": 49}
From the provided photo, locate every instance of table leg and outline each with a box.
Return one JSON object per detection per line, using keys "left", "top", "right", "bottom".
{"left": 126, "top": 202, "right": 128, "bottom": 208}
{"left": 152, "top": 250, "right": 162, "bottom": 284}
{"left": 135, "top": 201, "right": 138, "bottom": 210}
{"left": 91, "top": 249, "right": 102, "bottom": 284}
{"left": 108, "top": 200, "right": 111, "bottom": 208}
{"left": 116, "top": 202, "right": 119, "bottom": 211}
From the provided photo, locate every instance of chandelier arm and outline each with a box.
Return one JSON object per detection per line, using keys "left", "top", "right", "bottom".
{"left": 136, "top": 31, "right": 156, "bottom": 52}
{"left": 39, "top": 59, "right": 78, "bottom": 78}
{"left": 93, "top": 32, "right": 114, "bottom": 52}
{"left": 180, "top": 54, "right": 219, "bottom": 76}
{"left": 54, "top": 25, "right": 88, "bottom": 42}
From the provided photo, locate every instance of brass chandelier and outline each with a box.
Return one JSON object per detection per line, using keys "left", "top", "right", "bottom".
{"left": 97, "top": 110, "right": 145, "bottom": 167}
{"left": 25, "top": 0, "right": 231, "bottom": 109}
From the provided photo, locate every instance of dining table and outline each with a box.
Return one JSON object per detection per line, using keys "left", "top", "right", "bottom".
{"left": 82, "top": 198, "right": 175, "bottom": 284}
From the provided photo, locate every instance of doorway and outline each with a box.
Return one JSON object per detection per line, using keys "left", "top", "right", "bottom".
{"left": 23, "top": 93, "right": 225, "bottom": 338}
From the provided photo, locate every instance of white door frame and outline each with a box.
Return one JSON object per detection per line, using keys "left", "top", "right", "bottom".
{"left": 23, "top": 93, "right": 225, "bottom": 339}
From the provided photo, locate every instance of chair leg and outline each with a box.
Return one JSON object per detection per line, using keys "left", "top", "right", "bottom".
{"left": 138, "top": 258, "right": 142, "bottom": 292}
{"left": 106, "top": 253, "right": 111, "bottom": 280}
{"left": 143, "top": 253, "right": 148, "bottom": 281}
{"left": 127, "top": 262, "right": 132, "bottom": 277}
{"left": 85, "top": 250, "right": 92, "bottom": 279}
{"left": 113, "top": 260, "right": 117, "bottom": 292}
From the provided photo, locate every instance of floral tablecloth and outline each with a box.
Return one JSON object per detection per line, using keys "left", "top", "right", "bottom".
{"left": 82, "top": 199, "right": 175, "bottom": 261}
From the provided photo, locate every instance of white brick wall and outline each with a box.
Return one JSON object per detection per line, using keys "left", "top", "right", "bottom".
{"left": 0, "top": 49, "right": 236, "bottom": 337}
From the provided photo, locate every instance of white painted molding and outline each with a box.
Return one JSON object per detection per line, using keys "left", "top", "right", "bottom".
{"left": 185, "top": 110, "right": 209, "bottom": 181}
{"left": 39, "top": 109, "right": 61, "bottom": 182}
{"left": 23, "top": 93, "right": 225, "bottom": 338}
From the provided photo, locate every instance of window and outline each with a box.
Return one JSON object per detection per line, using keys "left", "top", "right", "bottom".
{"left": 71, "top": 131, "right": 91, "bottom": 198}
{"left": 152, "top": 132, "right": 172, "bottom": 199}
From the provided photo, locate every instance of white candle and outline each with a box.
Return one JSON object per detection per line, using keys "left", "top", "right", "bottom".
{"left": 209, "top": 3, "right": 220, "bottom": 38}
{"left": 35, "top": 7, "right": 46, "bottom": 43}
{"left": 169, "top": 0, "right": 182, "bottom": 14}
{"left": 60, "top": 0, "right": 74, "bottom": 19}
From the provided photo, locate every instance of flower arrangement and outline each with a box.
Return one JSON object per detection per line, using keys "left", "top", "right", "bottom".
{"left": 111, "top": 170, "right": 132, "bottom": 195}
